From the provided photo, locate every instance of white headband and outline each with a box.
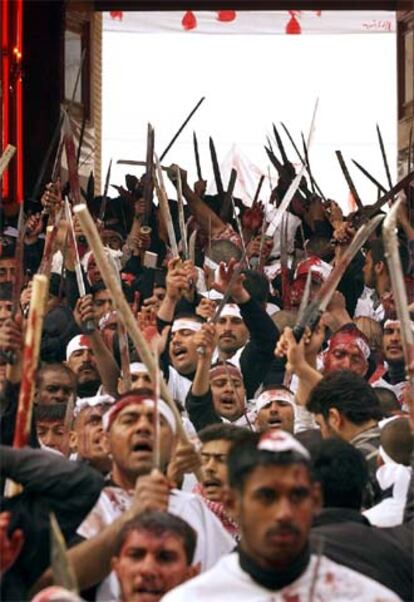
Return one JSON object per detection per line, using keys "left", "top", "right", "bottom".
{"left": 129, "top": 362, "right": 149, "bottom": 375}
{"left": 74, "top": 394, "right": 115, "bottom": 416}
{"left": 102, "top": 397, "right": 176, "bottom": 434}
{"left": 256, "top": 389, "right": 296, "bottom": 413}
{"left": 204, "top": 256, "right": 219, "bottom": 271}
{"left": 171, "top": 319, "right": 202, "bottom": 334}
{"left": 66, "top": 335, "right": 91, "bottom": 362}
{"left": 220, "top": 304, "right": 242, "bottom": 319}
{"left": 384, "top": 319, "right": 414, "bottom": 332}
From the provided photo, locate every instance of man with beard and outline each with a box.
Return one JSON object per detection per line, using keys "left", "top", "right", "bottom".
{"left": 194, "top": 423, "right": 249, "bottom": 538}
{"left": 361, "top": 238, "right": 411, "bottom": 320}
{"left": 163, "top": 430, "right": 398, "bottom": 601}
{"left": 112, "top": 512, "right": 200, "bottom": 602}
{"left": 65, "top": 335, "right": 102, "bottom": 398}
{"left": 212, "top": 259, "right": 279, "bottom": 398}
{"left": 254, "top": 386, "right": 295, "bottom": 434}
{"left": 306, "top": 370, "right": 383, "bottom": 507}
{"left": 69, "top": 394, "right": 115, "bottom": 474}
{"left": 371, "top": 319, "right": 411, "bottom": 408}
{"left": 74, "top": 392, "right": 233, "bottom": 601}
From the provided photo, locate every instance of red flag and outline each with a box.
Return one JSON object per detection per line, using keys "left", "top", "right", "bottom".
{"left": 182, "top": 11, "right": 197, "bottom": 31}
{"left": 217, "top": 11, "right": 236, "bottom": 22}
{"left": 286, "top": 11, "right": 302, "bottom": 34}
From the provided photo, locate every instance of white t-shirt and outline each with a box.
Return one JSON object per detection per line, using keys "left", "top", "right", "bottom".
{"left": 168, "top": 366, "right": 193, "bottom": 406}
{"left": 78, "top": 485, "right": 234, "bottom": 601}
{"left": 162, "top": 551, "right": 400, "bottom": 601}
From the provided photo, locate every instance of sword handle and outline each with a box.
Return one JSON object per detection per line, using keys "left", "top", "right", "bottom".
{"left": 292, "top": 324, "right": 306, "bottom": 343}
{"left": 82, "top": 319, "right": 96, "bottom": 334}
{"left": 293, "top": 311, "right": 322, "bottom": 343}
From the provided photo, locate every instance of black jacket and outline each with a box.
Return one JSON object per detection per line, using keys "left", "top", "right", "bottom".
{"left": 0, "top": 446, "right": 105, "bottom": 601}
{"left": 311, "top": 507, "right": 413, "bottom": 601}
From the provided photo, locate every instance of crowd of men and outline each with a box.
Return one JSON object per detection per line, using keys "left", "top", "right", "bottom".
{"left": 0, "top": 129, "right": 413, "bottom": 602}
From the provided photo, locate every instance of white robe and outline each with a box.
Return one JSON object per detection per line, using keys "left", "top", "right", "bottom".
{"left": 77, "top": 486, "right": 234, "bottom": 602}
{"left": 161, "top": 551, "right": 400, "bottom": 601}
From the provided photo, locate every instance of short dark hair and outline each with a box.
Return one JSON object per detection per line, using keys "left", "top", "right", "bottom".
{"left": 381, "top": 418, "right": 413, "bottom": 466}
{"left": 198, "top": 423, "right": 250, "bottom": 445}
{"left": 90, "top": 282, "right": 108, "bottom": 296}
{"left": 113, "top": 511, "right": 197, "bottom": 564}
{"left": 34, "top": 403, "right": 67, "bottom": 422}
{"left": 312, "top": 438, "right": 368, "bottom": 510}
{"left": 366, "top": 239, "right": 385, "bottom": 265}
{"left": 374, "top": 387, "right": 400, "bottom": 417}
{"left": 367, "top": 238, "right": 408, "bottom": 273}
{"left": 227, "top": 431, "right": 311, "bottom": 492}
{"left": 36, "top": 363, "right": 77, "bottom": 390}
{"left": 306, "top": 370, "right": 382, "bottom": 425}
{"left": 209, "top": 240, "right": 242, "bottom": 265}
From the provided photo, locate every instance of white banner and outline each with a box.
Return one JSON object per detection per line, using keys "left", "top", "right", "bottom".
{"left": 104, "top": 10, "right": 395, "bottom": 36}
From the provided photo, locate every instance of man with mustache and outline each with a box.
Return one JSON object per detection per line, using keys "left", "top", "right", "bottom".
{"left": 65, "top": 335, "right": 102, "bottom": 398}
{"left": 194, "top": 423, "right": 249, "bottom": 538}
{"left": 74, "top": 392, "right": 233, "bottom": 601}
{"left": 163, "top": 430, "right": 400, "bottom": 601}
{"left": 371, "top": 319, "right": 411, "bottom": 409}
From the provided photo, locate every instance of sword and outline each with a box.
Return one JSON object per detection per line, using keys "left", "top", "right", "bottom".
{"left": 280, "top": 213, "right": 291, "bottom": 309}
{"left": 209, "top": 137, "right": 224, "bottom": 197}
{"left": 273, "top": 123, "right": 290, "bottom": 165}
{"left": 50, "top": 512, "right": 78, "bottom": 593}
{"left": 220, "top": 168, "right": 237, "bottom": 221}
{"left": 153, "top": 153, "right": 179, "bottom": 258}
{"left": 376, "top": 123, "right": 393, "bottom": 190}
{"left": 280, "top": 122, "right": 326, "bottom": 201}
{"left": 382, "top": 198, "right": 414, "bottom": 408}
{"left": 362, "top": 170, "right": 414, "bottom": 219}
{"left": 142, "top": 123, "right": 155, "bottom": 228}
{"left": 63, "top": 109, "right": 82, "bottom": 205}
{"left": 64, "top": 198, "right": 95, "bottom": 333}
{"left": 253, "top": 175, "right": 265, "bottom": 204}
{"left": 117, "top": 159, "right": 168, "bottom": 171}
{"left": 293, "top": 214, "right": 384, "bottom": 341}
{"left": 193, "top": 131, "right": 203, "bottom": 181}
{"left": 296, "top": 271, "right": 312, "bottom": 325}
{"left": 176, "top": 166, "right": 189, "bottom": 260}
{"left": 335, "top": 150, "right": 363, "bottom": 210}
{"left": 351, "top": 159, "right": 387, "bottom": 194}
{"left": 98, "top": 158, "right": 113, "bottom": 226}
{"left": 76, "top": 111, "right": 87, "bottom": 167}
{"left": 160, "top": 96, "right": 205, "bottom": 162}
{"left": 301, "top": 132, "right": 316, "bottom": 195}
